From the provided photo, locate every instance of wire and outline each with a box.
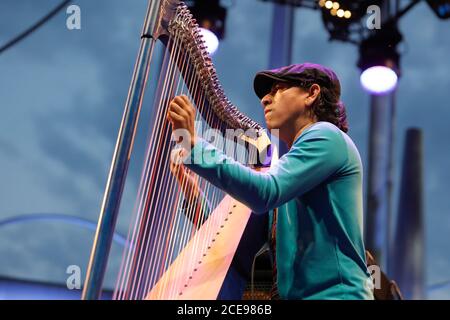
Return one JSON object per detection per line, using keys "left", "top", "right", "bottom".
{"left": 0, "top": 212, "right": 129, "bottom": 247}
{"left": 0, "top": 0, "right": 71, "bottom": 55}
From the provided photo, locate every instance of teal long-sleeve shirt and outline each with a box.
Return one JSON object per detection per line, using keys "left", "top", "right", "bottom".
{"left": 184, "top": 121, "right": 374, "bottom": 300}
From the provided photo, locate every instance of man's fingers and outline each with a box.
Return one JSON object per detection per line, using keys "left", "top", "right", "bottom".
{"left": 168, "top": 110, "right": 184, "bottom": 122}
{"left": 182, "top": 95, "right": 196, "bottom": 117}
{"left": 173, "top": 95, "right": 186, "bottom": 104}
{"left": 180, "top": 95, "right": 191, "bottom": 106}
{"left": 169, "top": 101, "right": 190, "bottom": 119}
{"left": 172, "top": 95, "right": 190, "bottom": 111}
{"left": 172, "top": 95, "right": 195, "bottom": 116}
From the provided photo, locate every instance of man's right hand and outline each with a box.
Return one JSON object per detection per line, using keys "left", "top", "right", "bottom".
{"left": 167, "top": 95, "right": 197, "bottom": 149}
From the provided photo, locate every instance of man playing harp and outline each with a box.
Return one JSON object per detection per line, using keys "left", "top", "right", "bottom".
{"left": 167, "top": 63, "right": 374, "bottom": 300}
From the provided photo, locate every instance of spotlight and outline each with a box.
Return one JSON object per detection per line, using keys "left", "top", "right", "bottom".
{"left": 360, "top": 66, "right": 398, "bottom": 94}
{"left": 187, "top": 0, "right": 227, "bottom": 55}
{"left": 199, "top": 28, "right": 219, "bottom": 55}
{"left": 321, "top": 0, "right": 355, "bottom": 20}
{"left": 357, "top": 23, "right": 403, "bottom": 94}
{"left": 319, "top": 0, "right": 383, "bottom": 42}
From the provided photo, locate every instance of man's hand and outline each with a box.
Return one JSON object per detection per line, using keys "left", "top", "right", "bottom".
{"left": 170, "top": 148, "right": 200, "bottom": 202}
{"left": 167, "top": 95, "right": 197, "bottom": 149}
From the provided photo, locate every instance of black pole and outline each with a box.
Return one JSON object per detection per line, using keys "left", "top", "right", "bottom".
{"left": 391, "top": 128, "right": 425, "bottom": 299}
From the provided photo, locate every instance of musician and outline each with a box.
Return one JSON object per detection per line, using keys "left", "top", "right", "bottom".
{"left": 167, "top": 63, "right": 374, "bottom": 300}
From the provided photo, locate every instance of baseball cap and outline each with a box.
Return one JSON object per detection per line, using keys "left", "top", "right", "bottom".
{"left": 253, "top": 63, "right": 341, "bottom": 100}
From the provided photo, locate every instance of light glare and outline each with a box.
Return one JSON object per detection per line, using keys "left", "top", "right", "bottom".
{"left": 199, "top": 28, "right": 219, "bottom": 55}
{"left": 360, "top": 66, "right": 398, "bottom": 94}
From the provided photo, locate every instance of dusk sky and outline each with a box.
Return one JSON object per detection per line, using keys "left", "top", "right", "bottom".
{"left": 0, "top": 0, "right": 449, "bottom": 299}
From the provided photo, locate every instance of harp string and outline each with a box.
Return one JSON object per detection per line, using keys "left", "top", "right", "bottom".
{"left": 145, "top": 32, "right": 201, "bottom": 300}
{"left": 164, "top": 57, "right": 205, "bottom": 298}
{"left": 114, "top": 35, "right": 178, "bottom": 300}
{"left": 135, "top": 46, "right": 178, "bottom": 299}
{"left": 156, "top": 48, "right": 197, "bottom": 299}
{"left": 114, "top": 5, "right": 252, "bottom": 298}
{"left": 135, "top": 33, "right": 187, "bottom": 299}
{"left": 190, "top": 71, "right": 228, "bottom": 287}
{"left": 173, "top": 57, "right": 220, "bottom": 298}
{"left": 176, "top": 45, "right": 217, "bottom": 296}
{"left": 123, "top": 31, "right": 183, "bottom": 299}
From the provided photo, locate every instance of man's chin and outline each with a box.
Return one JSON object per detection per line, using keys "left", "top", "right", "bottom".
{"left": 265, "top": 122, "right": 277, "bottom": 130}
{"left": 265, "top": 123, "right": 280, "bottom": 136}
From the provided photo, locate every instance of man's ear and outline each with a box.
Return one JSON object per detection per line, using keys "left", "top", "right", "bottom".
{"left": 306, "top": 84, "right": 321, "bottom": 106}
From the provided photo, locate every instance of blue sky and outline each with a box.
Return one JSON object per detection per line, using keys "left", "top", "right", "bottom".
{"left": 0, "top": 0, "right": 449, "bottom": 298}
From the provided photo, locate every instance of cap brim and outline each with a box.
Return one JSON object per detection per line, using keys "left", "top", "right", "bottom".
{"left": 253, "top": 72, "right": 289, "bottom": 100}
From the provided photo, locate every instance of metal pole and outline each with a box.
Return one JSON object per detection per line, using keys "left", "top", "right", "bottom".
{"left": 82, "top": 0, "right": 161, "bottom": 300}
{"left": 365, "top": 92, "right": 396, "bottom": 268}
{"left": 268, "top": 2, "right": 294, "bottom": 156}
{"left": 391, "top": 128, "right": 425, "bottom": 299}
{"left": 364, "top": 0, "right": 397, "bottom": 269}
{"left": 268, "top": 3, "right": 294, "bottom": 69}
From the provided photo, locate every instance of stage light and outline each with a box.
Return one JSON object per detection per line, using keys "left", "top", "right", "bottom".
{"left": 360, "top": 66, "right": 398, "bottom": 94}
{"left": 358, "top": 23, "right": 402, "bottom": 94}
{"left": 199, "top": 27, "right": 219, "bottom": 55}
{"left": 320, "top": 0, "right": 356, "bottom": 22}
{"left": 187, "top": 0, "right": 227, "bottom": 48}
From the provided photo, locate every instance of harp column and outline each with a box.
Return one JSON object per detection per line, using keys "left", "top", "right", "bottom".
{"left": 82, "top": 0, "right": 162, "bottom": 300}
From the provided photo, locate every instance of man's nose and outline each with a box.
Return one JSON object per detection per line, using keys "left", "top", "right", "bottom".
{"left": 261, "top": 94, "right": 272, "bottom": 108}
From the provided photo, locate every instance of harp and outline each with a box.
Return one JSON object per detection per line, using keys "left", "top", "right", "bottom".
{"left": 82, "top": 0, "right": 275, "bottom": 300}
